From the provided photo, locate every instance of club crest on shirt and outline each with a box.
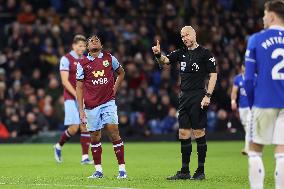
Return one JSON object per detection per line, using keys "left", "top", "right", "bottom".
{"left": 103, "top": 60, "right": 109, "bottom": 67}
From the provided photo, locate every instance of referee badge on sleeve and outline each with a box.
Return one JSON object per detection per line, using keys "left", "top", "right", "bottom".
{"left": 209, "top": 57, "right": 216, "bottom": 66}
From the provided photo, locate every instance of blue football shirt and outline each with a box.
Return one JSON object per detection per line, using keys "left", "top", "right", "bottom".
{"left": 245, "top": 25, "right": 284, "bottom": 108}
{"left": 233, "top": 74, "right": 249, "bottom": 108}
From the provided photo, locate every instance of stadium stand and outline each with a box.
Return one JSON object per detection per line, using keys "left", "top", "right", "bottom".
{"left": 0, "top": 0, "right": 264, "bottom": 140}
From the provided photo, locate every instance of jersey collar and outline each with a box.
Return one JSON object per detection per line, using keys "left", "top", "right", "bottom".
{"left": 269, "top": 25, "right": 284, "bottom": 31}
{"left": 87, "top": 52, "right": 103, "bottom": 61}
{"left": 70, "top": 50, "right": 80, "bottom": 59}
{"left": 188, "top": 44, "right": 199, "bottom": 51}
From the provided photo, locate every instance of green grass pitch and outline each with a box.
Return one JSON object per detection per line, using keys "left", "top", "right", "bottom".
{"left": 0, "top": 142, "right": 275, "bottom": 189}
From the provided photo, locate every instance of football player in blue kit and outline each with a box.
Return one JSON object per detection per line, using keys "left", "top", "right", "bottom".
{"left": 231, "top": 65, "right": 252, "bottom": 155}
{"left": 244, "top": 1, "right": 284, "bottom": 188}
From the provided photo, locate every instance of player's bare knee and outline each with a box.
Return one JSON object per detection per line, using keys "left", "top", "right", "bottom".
{"left": 193, "top": 129, "right": 205, "bottom": 138}
{"left": 108, "top": 130, "right": 121, "bottom": 142}
{"left": 105, "top": 124, "right": 120, "bottom": 141}
{"left": 90, "top": 131, "right": 101, "bottom": 142}
{"left": 79, "top": 124, "right": 88, "bottom": 132}
{"left": 179, "top": 129, "right": 191, "bottom": 139}
{"left": 277, "top": 144, "right": 284, "bottom": 151}
{"left": 91, "top": 136, "right": 101, "bottom": 142}
{"left": 275, "top": 145, "right": 284, "bottom": 154}
{"left": 249, "top": 142, "right": 263, "bottom": 152}
{"left": 68, "top": 125, "right": 79, "bottom": 135}
{"left": 110, "top": 134, "right": 121, "bottom": 142}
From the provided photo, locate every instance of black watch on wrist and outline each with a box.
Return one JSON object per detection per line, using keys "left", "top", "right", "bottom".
{"left": 154, "top": 53, "right": 161, "bottom": 58}
{"left": 205, "top": 92, "right": 212, "bottom": 98}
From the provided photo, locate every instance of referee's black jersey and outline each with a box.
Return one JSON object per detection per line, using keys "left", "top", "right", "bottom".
{"left": 166, "top": 46, "right": 217, "bottom": 91}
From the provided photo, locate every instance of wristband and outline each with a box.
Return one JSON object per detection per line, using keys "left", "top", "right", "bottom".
{"left": 154, "top": 53, "right": 161, "bottom": 58}
{"left": 205, "top": 92, "right": 212, "bottom": 98}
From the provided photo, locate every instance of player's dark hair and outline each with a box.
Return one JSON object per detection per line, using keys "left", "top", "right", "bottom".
{"left": 86, "top": 35, "right": 103, "bottom": 51}
{"left": 87, "top": 35, "right": 101, "bottom": 44}
{"left": 265, "top": 0, "right": 284, "bottom": 21}
{"left": 73, "top": 34, "right": 86, "bottom": 44}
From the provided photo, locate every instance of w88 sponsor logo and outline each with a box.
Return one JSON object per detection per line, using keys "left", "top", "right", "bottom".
{"left": 92, "top": 78, "right": 108, "bottom": 85}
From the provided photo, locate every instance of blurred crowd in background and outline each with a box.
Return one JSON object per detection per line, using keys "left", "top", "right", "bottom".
{"left": 0, "top": 0, "right": 265, "bottom": 139}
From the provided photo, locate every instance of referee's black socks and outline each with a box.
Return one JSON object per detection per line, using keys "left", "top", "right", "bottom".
{"left": 196, "top": 135, "right": 207, "bottom": 173}
{"left": 180, "top": 138, "right": 192, "bottom": 173}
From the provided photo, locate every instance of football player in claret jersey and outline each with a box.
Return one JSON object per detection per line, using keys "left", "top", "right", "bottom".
{"left": 53, "top": 35, "right": 92, "bottom": 164}
{"left": 231, "top": 64, "right": 251, "bottom": 155}
{"left": 76, "top": 35, "right": 126, "bottom": 179}
{"left": 244, "top": 1, "right": 284, "bottom": 188}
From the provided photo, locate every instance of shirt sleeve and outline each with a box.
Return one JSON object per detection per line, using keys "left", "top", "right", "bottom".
{"left": 244, "top": 34, "right": 257, "bottom": 81}
{"left": 233, "top": 76, "right": 239, "bottom": 86}
{"left": 204, "top": 49, "right": 217, "bottom": 73}
{"left": 244, "top": 34, "right": 257, "bottom": 108}
{"left": 59, "top": 56, "right": 70, "bottom": 71}
{"left": 76, "top": 63, "right": 84, "bottom": 80}
{"left": 166, "top": 49, "right": 180, "bottom": 64}
{"left": 111, "top": 55, "right": 120, "bottom": 71}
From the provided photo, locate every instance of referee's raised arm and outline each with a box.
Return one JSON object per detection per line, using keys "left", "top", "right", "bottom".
{"left": 152, "top": 40, "right": 170, "bottom": 66}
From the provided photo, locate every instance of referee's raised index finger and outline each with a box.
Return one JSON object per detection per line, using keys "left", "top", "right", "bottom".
{"left": 156, "top": 40, "right": 160, "bottom": 47}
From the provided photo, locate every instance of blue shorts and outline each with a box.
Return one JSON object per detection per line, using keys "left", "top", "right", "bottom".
{"left": 64, "top": 100, "right": 80, "bottom": 125}
{"left": 85, "top": 100, "right": 119, "bottom": 131}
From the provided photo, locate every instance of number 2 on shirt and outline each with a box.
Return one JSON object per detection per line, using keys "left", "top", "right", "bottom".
{"left": 271, "top": 48, "right": 284, "bottom": 80}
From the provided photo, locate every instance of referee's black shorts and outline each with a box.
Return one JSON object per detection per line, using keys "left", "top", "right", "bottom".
{"left": 178, "top": 89, "right": 207, "bottom": 130}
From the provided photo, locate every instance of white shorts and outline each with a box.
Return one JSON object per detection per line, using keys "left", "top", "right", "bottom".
{"left": 239, "top": 107, "right": 250, "bottom": 128}
{"left": 64, "top": 100, "right": 80, "bottom": 125}
{"left": 248, "top": 108, "right": 284, "bottom": 145}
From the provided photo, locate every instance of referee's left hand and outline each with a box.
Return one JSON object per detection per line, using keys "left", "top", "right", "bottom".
{"left": 201, "top": 96, "right": 210, "bottom": 109}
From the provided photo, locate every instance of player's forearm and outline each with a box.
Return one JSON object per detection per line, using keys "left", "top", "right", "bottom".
{"left": 231, "top": 86, "right": 238, "bottom": 102}
{"left": 76, "top": 81, "right": 84, "bottom": 111}
{"left": 231, "top": 97, "right": 236, "bottom": 103}
{"left": 62, "top": 80, "right": 77, "bottom": 97}
{"left": 114, "top": 71, "right": 125, "bottom": 93}
{"left": 207, "top": 73, "right": 217, "bottom": 94}
{"left": 231, "top": 93, "right": 237, "bottom": 101}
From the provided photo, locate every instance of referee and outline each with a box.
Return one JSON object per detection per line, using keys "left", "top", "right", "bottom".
{"left": 152, "top": 26, "right": 217, "bottom": 180}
